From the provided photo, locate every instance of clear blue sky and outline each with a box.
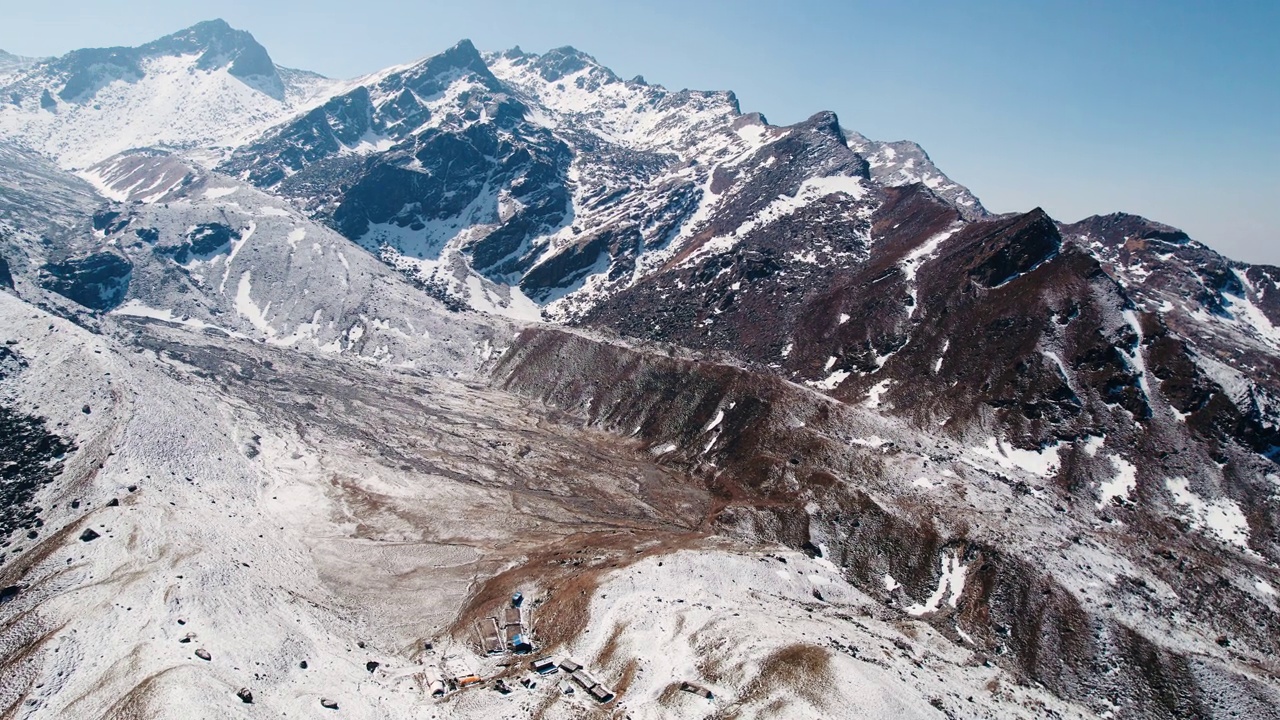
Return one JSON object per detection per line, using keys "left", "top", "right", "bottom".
{"left": 3, "top": 0, "right": 1277, "bottom": 264}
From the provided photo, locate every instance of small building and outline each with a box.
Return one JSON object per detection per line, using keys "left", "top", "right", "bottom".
{"left": 589, "top": 685, "right": 616, "bottom": 704}
{"left": 560, "top": 681, "right": 575, "bottom": 695}
{"left": 559, "top": 658, "right": 582, "bottom": 674}
{"left": 571, "top": 670, "right": 597, "bottom": 690}
{"left": 511, "top": 633, "right": 533, "bottom": 654}
{"left": 503, "top": 606, "right": 523, "bottom": 627}
{"left": 477, "top": 617, "right": 504, "bottom": 655}
{"left": 512, "top": 591, "right": 524, "bottom": 607}
{"left": 531, "top": 657, "right": 558, "bottom": 675}
{"left": 424, "top": 664, "right": 445, "bottom": 698}
{"left": 680, "top": 681, "right": 714, "bottom": 699}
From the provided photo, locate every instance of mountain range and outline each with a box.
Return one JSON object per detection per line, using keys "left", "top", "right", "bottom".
{"left": 0, "top": 19, "right": 1277, "bottom": 720}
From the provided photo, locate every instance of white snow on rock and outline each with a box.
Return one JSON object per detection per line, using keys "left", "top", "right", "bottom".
{"left": 811, "top": 369, "right": 851, "bottom": 392}
{"left": 972, "top": 437, "right": 1061, "bottom": 478}
{"left": 1097, "top": 455, "right": 1137, "bottom": 509}
{"left": 1227, "top": 270, "right": 1280, "bottom": 350}
{"left": 906, "top": 551, "right": 968, "bottom": 616}
{"left": 1165, "top": 476, "right": 1252, "bottom": 549}
{"left": 1081, "top": 435, "right": 1106, "bottom": 457}
{"left": 1120, "top": 309, "right": 1153, "bottom": 401}
{"left": 515, "top": 546, "right": 1082, "bottom": 720}
{"left": 899, "top": 225, "right": 959, "bottom": 316}
{"left": 681, "top": 175, "right": 867, "bottom": 267}
{"left": 864, "top": 379, "right": 892, "bottom": 408}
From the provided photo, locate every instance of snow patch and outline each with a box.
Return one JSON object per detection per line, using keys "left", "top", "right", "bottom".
{"left": 972, "top": 437, "right": 1061, "bottom": 477}
{"left": 234, "top": 270, "right": 276, "bottom": 337}
{"left": 864, "top": 379, "right": 892, "bottom": 408}
{"left": 906, "top": 551, "right": 968, "bottom": 616}
{"left": 1097, "top": 455, "right": 1137, "bottom": 509}
{"left": 1165, "top": 476, "right": 1251, "bottom": 549}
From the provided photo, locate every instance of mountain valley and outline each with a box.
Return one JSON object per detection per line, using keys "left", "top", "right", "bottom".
{"left": 0, "top": 20, "right": 1277, "bottom": 720}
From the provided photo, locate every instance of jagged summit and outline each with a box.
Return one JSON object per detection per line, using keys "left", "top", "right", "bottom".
{"left": 141, "top": 18, "right": 278, "bottom": 82}
{"left": 1062, "top": 211, "right": 1191, "bottom": 246}
{"left": 393, "top": 38, "right": 500, "bottom": 92}
{"left": 846, "top": 129, "right": 987, "bottom": 219}
{"left": 530, "top": 45, "right": 614, "bottom": 82}
{"left": 797, "top": 110, "right": 847, "bottom": 142}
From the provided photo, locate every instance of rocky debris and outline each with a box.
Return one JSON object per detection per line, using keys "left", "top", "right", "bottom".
{"left": 236, "top": 687, "right": 252, "bottom": 703}
{"left": 37, "top": 251, "right": 131, "bottom": 311}
{"left": 0, "top": 360, "right": 73, "bottom": 545}
{"left": 194, "top": 648, "right": 211, "bottom": 661}
{"left": 153, "top": 223, "right": 240, "bottom": 264}
{"left": 78, "top": 528, "right": 99, "bottom": 542}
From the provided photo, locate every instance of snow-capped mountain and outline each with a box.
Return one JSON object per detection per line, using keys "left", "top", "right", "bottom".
{"left": 219, "top": 41, "right": 988, "bottom": 321}
{"left": 0, "top": 20, "right": 339, "bottom": 169}
{"left": 1, "top": 20, "right": 1278, "bottom": 720}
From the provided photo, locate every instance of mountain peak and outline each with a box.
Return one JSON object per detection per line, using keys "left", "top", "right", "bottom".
{"left": 412, "top": 38, "right": 492, "bottom": 81}
{"left": 140, "top": 19, "right": 277, "bottom": 81}
{"left": 186, "top": 18, "right": 234, "bottom": 36}
{"left": 1062, "top": 212, "right": 1191, "bottom": 246}
{"left": 440, "top": 38, "right": 484, "bottom": 66}
{"left": 798, "top": 110, "right": 846, "bottom": 143}
{"left": 529, "top": 45, "right": 613, "bottom": 83}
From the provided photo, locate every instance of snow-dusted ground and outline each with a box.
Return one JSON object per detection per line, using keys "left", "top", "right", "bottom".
{"left": 439, "top": 545, "right": 1097, "bottom": 719}
{"left": 0, "top": 294, "right": 709, "bottom": 718}
{"left": 0, "top": 284, "right": 1200, "bottom": 720}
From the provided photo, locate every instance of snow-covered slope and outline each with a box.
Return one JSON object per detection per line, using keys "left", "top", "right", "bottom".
{"left": 0, "top": 20, "right": 338, "bottom": 169}
{"left": 3, "top": 149, "right": 511, "bottom": 371}
{"left": 0, "top": 49, "right": 41, "bottom": 81}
